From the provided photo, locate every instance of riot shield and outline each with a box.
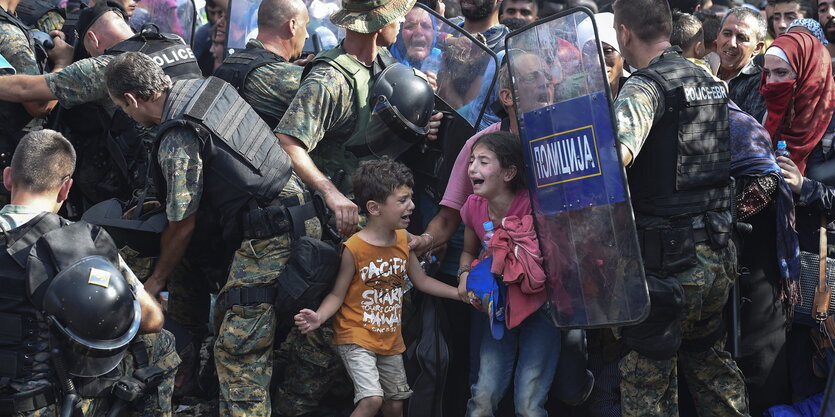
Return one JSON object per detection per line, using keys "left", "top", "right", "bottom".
{"left": 130, "top": 0, "right": 196, "bottom": 44}
{"left": 225, "top": 0, "right": 343, "bottom": 52}
{"left": 506, "top": 8, "right": 649, "bottom": 328}
{"left": 396, "top": 3, "right": 498, "bottom": 202}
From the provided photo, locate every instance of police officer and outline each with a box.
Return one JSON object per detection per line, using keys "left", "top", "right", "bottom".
{"left": 213, "top": 0, "right": 309, "bottom": 129}
{"left": 0, "top": 130, "right": 179, "bottom": 417}
{"left": 0, "top": 0, "right": 72, "bottom": 189}
{"left": 0, "top": 1, "right": 200, "bottom": 205}
{"left": 612, "top": 0, "right": 748, "bottom": 416}
{"left": 104, "top": 51, "right": 322, "bottom": 417}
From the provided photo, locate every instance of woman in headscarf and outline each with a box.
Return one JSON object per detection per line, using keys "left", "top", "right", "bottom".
{"left": 764, "top": 29, "right": 835, "bottom": 404}
{"left": 391, "top": 7, "right": 442, "bottom": 74}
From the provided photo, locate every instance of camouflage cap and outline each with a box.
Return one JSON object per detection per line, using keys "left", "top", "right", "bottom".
{"left": 329, "top": 0, "right": 417, "bottom": 34}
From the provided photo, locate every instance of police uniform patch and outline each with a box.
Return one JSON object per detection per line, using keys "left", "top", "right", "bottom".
{"left": 87, "top": 267, "right": 111, "bottom": 288}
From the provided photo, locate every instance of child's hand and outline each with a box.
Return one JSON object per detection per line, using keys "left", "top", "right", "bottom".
{"left": 294, "top": 309, "right": 321, "bottom": 334}
{"left": 457, "top": 273, "right": 469, "bottom": 303}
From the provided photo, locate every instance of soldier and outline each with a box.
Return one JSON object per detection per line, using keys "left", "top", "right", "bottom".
{"left": 104, "top": 51, "right": 323, "bottom": 417}
{"left": 0, "top": 129, "right": 179, "bottom": 417}
{"left": 213, "top": 0, "right": 308, "bottom": 129}
{"left": 0, "top": 0, "right": 72, "bottom": 191}
{"left": 612, "top": 0, "right": 748, "bottom": 416}
{"left": 0, "top": 1, "right": 200, "bottom": 205}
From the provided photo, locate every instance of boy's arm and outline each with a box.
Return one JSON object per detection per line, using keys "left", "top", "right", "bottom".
{"left": 407, "top": 251, "right": 465, "bottom": 302}
{"left": 457, "top": 226, "right": 479, "bottom": 300}
{"left": 295, "top": 246, "right": 357, "bottom": 333}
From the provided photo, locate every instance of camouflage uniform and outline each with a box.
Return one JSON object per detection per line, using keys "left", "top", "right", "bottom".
{"left": 615, "top": 75, "right": 748, "bottom": 417}
{"left": 0, "top": 8, "right": 41, "bottom": 207}
{"left": 271, "top": 56, "right": 363, "bottom": 416}
{"left": 0, "top": 10, "right": 40, "bottom": 77}
{"left": 238, "top": 39, "right": 304, "bottom": 127}
{"left": 156, "top": 126, "right": 320, "bottom": 417}
{"left": 43, "top": 55, "right": 114, "bottom": 108}
{"left": 0, "top": 205, "right": 179, "bottom": 417}
{"left": 274, "top": 60, "right": 358, "bottom": 195}
{"left": 35, "top": 9, "right": 64, "bottom": 33}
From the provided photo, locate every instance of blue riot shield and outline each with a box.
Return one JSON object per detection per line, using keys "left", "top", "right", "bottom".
{"left": 506, "top": 8, "right": 649, "bottom": 328}
{"left": 130, "top": 0, "right": 196, "bottom": 44}
{"left": 225, "top": 0, "right": 342, "bottom": 52}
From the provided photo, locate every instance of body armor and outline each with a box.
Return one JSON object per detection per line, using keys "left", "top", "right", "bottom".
{"left": 154, "top": 77, "right": 293, "bottom": 246}
{"left": 213, "top": 45, "right": 286, "bottom": 128}
{"left": 65, "top": 31, "right": 201, "bottom": 206}
{"left": 628, "top": 48, "right": 732, "bottom": 218}
{"left": 0, "top": 213, "right": 68, "bottom": 387}
{"left": 15, "top": 0, "right": 62, "bottom": 28}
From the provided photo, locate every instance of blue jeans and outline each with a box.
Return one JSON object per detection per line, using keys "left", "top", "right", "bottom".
{"left": 465, "top": 308, "right": 561, "bottom": 417}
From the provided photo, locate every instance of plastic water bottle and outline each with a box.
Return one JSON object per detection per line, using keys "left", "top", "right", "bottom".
{"left": 776, "top": 140, "right": 791, "bottom": 158}
{"left": 482, "top": 221, "right": 495, "bottom": 254}
{"left": 421, "top": 51, "right": 442, "bottom": 75}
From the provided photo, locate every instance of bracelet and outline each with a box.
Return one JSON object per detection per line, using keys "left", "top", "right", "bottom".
{"left": 457, "top": 265, "right": 471, "bottom": 279}
{"left": 421, "top": 232, "right": 435, "bottom": 254}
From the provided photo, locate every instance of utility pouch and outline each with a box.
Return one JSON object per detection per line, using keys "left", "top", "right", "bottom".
{"left": 242, "top": 204, "right": 290, "bottom": 240}
{"left": 274, "top": 237, "right": 339, "bottom": 319}
{"left": 705, "top": 211, "right": 732, "bottom": 250}
{"left": 659, "top": 226, "right": 697, "bottom": 273}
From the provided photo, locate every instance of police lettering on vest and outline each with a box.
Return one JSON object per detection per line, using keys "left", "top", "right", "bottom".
{"left": 627, "top": 48, "right": 732, "bottom": 218}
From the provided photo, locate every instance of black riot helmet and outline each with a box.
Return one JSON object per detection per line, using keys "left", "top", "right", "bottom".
{"left": 366, "top": 63, "right": 435, "bottom": 159}
{"left": 42, "top": 256, "right": 141, "bottom": 377}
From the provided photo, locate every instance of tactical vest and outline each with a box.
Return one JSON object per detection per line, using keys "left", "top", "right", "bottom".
{"left": 0, "top": 6, "right": 38, "bottom": 148}
{"left": 154, "top": 77, "right": 293, "bottom": 244}
{"left": 213, "top": 45, "right": 286, "bottom": 128}
{"left": 69, "top": 31, "right": 202, "bottom": 204}
{"left": 0, "top": 213, "right": 68, "bottom": 387}
{"left": 299, "top": 46, "right": 393, "bottom": 191}
{"left": 105, "top": 30, "right": 202, "bottom": 82}
{"left": 628, "top": 48, "right": 732, "bottom": 218}
{"left": 15, "top": 0, "right": 62, "bottom": 28}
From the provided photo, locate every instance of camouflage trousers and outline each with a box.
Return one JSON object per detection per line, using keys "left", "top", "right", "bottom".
{"left": 19, "top": 329, "right": 181, "bottom": 417}
{"left": 272, "top": 325, "right": 348, "bottom": 416}
{"left": 619, "top": 242, "right": 749, "bottom": 417}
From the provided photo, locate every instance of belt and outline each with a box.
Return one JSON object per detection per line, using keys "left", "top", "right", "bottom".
{"left": 220, "top": 285, "right": 277, "bottom": 309}
{"left": 0, "top": 384, "right": 59, "bottom": 414}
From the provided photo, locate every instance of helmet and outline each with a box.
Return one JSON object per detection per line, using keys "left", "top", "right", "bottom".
{"left": 42, "top": 256, "right": 141, "bottom": 377}
{"left": 366, "top": 63, "right": 435, "bottom": 158}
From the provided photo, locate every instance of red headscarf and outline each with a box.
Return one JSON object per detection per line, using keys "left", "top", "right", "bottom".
{"left": 760, "top": 31, "right": 835, "bottom": 175}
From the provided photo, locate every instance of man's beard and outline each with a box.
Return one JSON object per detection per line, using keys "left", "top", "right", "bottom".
{"left": 462, "top": 0, "right": 496, "bottom": 20}
{"left": 826, "top": 18, "right": 835, "bottom": 44}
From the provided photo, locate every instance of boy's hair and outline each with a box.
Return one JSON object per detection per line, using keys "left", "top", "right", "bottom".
{"left": 472, "top": 131, "right": 527, "bottom": 191}
{"left": 671, "top": 10, "right": 704, "bottom": 51}
{"left": 352, "top": 157, "right": 415, "bottom": 214}
{"left": 104, "top": 52, "right": 171, "bottom": 101}
{"left": 695, "top": 11, "right": 721, "bottom": 47}
{"left": 11, "top": 130, "right": 76, "bottom": 193}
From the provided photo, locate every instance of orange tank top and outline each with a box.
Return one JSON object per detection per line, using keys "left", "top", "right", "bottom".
{"left": 333, "top": 230, "right": 408, "bottom": 355}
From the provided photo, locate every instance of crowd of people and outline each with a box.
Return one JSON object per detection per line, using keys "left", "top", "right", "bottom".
{"left": 2, "top": 0, "right": 835, "bottom": 415}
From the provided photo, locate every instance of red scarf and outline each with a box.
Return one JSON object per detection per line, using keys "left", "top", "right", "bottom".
{"left": 759, "top": 31, "right": 835, "bottom": 175}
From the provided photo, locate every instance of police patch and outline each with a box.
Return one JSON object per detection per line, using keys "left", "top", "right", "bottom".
{"left": 87, "top": 267, "right": 111, "bottom": 288}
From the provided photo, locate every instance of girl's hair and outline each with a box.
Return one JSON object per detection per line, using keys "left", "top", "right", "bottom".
{"left": 472, "top": 131, "right": 527, "bottom": 191}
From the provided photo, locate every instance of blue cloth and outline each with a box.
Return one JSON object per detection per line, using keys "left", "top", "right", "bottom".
{"left": 391, "top": 12, "right": 440, "bottom": 71}
{"left": 729, "top": 100, "right": 801, "bottom": 296}
{"left": 766, "top": 392, "right": 823, "bottom": 417}
{"left": 465, "top": 309, "right": 560, "bottom": 417}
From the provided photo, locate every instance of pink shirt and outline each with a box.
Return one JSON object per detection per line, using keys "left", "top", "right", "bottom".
{"left": 440, "top": 122, "right": 503, "bottom": 210}
{"left": 460, "top": 189, "right": 533, "bottom": 239}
